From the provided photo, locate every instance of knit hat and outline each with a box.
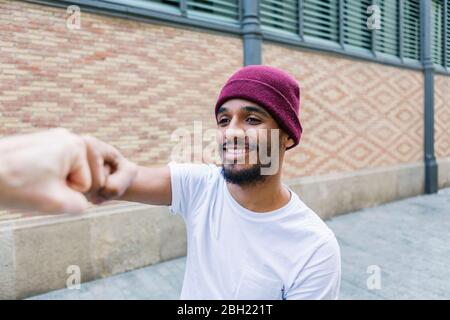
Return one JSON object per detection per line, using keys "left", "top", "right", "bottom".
{"left": 215, "top": 65, "right": 302, "bottom": 150}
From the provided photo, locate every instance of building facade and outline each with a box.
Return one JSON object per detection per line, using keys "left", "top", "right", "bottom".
{"left": 0, "top": 0, "right": 449, "bottom": 298}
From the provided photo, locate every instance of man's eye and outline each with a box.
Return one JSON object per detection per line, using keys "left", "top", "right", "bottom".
{"left": 247, "top": 117, "right": 261, "bottom": 124}
{"left": 218, "top": 118, "right": 230, "bottom": 125}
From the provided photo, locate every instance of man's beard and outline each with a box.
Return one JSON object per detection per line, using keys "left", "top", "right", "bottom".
{"left": 220, "top": 140, "right": 276, "bottom": 186}
{"left": 221, "top": 163, "right": 268, "bottom": 186}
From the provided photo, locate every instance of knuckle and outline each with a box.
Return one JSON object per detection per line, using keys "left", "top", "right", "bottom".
{"left": 81, "top": 135, "right": 99, "bottom": 151}
{"left": 82, "top": 134, "right": 95, "bottom": 144}
{"left": 102, "top": 184, "right": 120, "bottom": 198}
{"left": 78, "top": 181, "right": 92, "bottom": 194}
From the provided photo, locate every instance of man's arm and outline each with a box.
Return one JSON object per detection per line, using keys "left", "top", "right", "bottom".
{"left": 118, "top": 165, "right": 172, "bottom": 206}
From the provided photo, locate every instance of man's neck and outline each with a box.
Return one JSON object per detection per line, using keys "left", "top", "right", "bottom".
{"left": 226, "top": 174, "right": 291, "bottom": 213}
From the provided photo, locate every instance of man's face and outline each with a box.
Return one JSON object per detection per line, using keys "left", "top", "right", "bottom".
{"left": 216, "top": 99, "right": 289, "bottom": 186}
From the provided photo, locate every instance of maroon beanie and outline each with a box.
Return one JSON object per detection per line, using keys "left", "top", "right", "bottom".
{"left": 215, "top": 65, "right": 302, "bottom": 150}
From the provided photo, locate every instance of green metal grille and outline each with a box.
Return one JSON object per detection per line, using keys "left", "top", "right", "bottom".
{"left": 343, "top": 0, "right": 372, "bottom": 50}
{"left": 146, "top": 0, "right": 180, "bottom": 7}
{"left": 377, "top": 0, "right": 399, "bottom": 56}
{"left": 260, "top": 0, "right": 299, "bottom": 34}
{"left": 431, "top": 0, "right": 444, "bottom": 65}
{"left": 402, "top": 0, "right": 421, "bottom": 60}
{"left": 187, "top": 0, "right": 240, "bottom": 20}
{"left": 105, "top": 0, "right": 180, "bottom": 12}
{"left": 303, "top": 0, "right": 339, "bottom": 42}
{"left": 447, "top": 0, "right": 450, "bottom": 67}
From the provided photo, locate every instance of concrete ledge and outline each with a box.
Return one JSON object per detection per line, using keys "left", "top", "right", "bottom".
{"left": 438, "top": 158, "right": 450, "bottom": 189}
{"left": 0, "top": 203, "right": 186, "bottom": 299}
{"left": 287, "top": 162, "right": 425, "bottom": 219}
{"left": 0, "top": 161, "right": 439, "bottom": 299}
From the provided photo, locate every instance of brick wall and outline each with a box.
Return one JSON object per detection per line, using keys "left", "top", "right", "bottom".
{"left": 435, "top": 75, "right": 450, "bottom": 160}
{"left": 263, "top": 43, "right": 424, "bottom": 179}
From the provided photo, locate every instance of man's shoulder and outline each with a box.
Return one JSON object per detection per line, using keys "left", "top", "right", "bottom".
{"left": 168, "top": 161, "right": 220, "bottom": 170}
{"left": 168, "top": 162, "right": 222, "bottom": 180}
{"left": 288, "top": 193, "right": 337, "bottom": 246}
{"left": 168, "top": 162, "right": 223, "bottom": 218}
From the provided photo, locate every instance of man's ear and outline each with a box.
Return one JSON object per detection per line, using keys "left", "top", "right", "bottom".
{"left": 281, "top": 132, "right": 294, "bottom": 150}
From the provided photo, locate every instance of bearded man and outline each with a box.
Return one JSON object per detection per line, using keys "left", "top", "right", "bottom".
{"left": 0, "top": 65, "right": 341, "bottom": 300}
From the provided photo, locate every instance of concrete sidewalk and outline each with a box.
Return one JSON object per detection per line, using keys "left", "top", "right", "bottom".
{"left": 31, "top": 189, "right": 450, "bottom": 300}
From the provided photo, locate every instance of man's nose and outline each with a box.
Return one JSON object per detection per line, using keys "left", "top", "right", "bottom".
{"left": 224, "top": 119, "right": 246, "bottom": 143}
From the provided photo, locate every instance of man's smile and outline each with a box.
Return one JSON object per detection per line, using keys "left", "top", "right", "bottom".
{"left": 222, "top": 142, "right": 258, "bottom": 163}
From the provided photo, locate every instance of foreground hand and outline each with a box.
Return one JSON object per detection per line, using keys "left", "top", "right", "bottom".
{"left": 0, "top": 129, "right": 138, "bottom": 214}
{"left": 0, "top": 128, "right": 92, "bottom": 214}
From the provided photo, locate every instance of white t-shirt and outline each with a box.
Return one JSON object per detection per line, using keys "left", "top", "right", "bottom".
{"left": 168, "top": 162, "right": 341, "bottom": 300}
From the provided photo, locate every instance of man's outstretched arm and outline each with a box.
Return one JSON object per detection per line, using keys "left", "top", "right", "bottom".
{"left": 82, "top": 136, "right": 172, "bottom": 206}
{"left": 118, "top": 166, "right": 171, "bottom": 206}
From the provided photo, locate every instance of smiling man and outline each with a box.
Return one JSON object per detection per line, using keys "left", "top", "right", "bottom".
{"left": 113, "top": 65, "right": 342, "bottom": 299}
{"left": 0, "top": 65, "right": 341, "bottom": 300}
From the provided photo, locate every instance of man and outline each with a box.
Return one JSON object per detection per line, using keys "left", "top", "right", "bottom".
{"left": 0, "top": 65, "right": 341, "bottom": 299}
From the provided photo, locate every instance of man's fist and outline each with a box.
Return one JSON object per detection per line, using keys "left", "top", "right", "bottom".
{"left": 82, "top": 135, "right": 137, "bottom": 204}
{"left": 0, "top": 128, "right": 137, "bottom": 214}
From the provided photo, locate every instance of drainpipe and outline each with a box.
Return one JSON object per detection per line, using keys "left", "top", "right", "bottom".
{"left": 242, "top": 0, "right": 262, "bottom": 65}
{"left": 421, "top": 0, "right": 438, "bottom": 194}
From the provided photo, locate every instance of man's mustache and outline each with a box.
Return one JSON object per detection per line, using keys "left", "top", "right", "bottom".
{"left": 222, "top": 141, "right": 259, "bottom": 151}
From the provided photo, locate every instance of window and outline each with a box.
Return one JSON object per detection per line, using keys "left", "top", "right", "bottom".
{"left": 105, "top": 0, "right": 180, "bottom": 13}
{"left": 258, "top": 0, "right": 426, "bottom": 63}
{"left": 446, "top": 1, "right": 450, "bottom": 67}
{"left": 403, "top": 0, "right": 421, "bottom": 61}
{"left": 343, "top": 0, "right": 372, "bottom": 51}
{"left": 377, "top": 0, "right": 399, "bottom": 56}
{"left": 107, "top": 0, "right": 240, "bottom": 22}
{"left": 187, "top": 0, "right": 240, "bottom": 21}
{"left": 431, "top": 0, "right": 444, "bottom": 66}
{"left": 260, "top": 0, "right": 299, "bottom": 34}
{"left": 150, "top": 0, "right": 179, "bottom": 7}
{"left": 303, "top": 0, "right": 339, "bottom": 42}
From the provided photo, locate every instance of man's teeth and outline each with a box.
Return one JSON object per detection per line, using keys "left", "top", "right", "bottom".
{"left": 225, "top": 148, "right": 248, "bottom": 154}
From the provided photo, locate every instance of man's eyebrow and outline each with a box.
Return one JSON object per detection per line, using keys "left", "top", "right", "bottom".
{"left": 242, "top": 105, "right": 270, "bottom": 117}
{"left": 217, "top": 106, "right": 227, "bottom": 114}
{"left": 217, "top": 105, "right": 270, "bottom": 117}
